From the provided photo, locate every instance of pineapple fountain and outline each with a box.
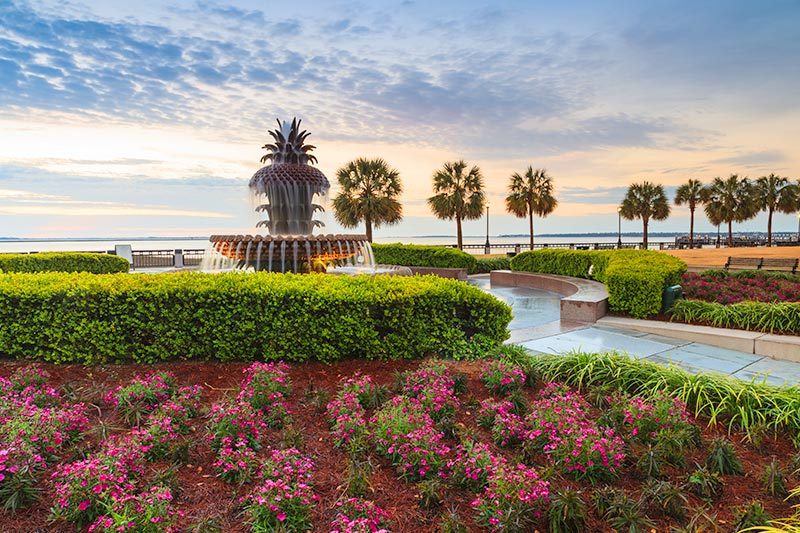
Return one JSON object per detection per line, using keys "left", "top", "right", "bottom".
{"left": 204, "top": 118, "right": 401, "bottom": 274}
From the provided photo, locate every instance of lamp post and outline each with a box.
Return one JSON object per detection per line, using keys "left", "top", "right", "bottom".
{"left": 796, "top": 213, "right": 800, "bottom": 243}
{"left": 617, "top": 207, "right": 622, "bottom": 249}
{"left": 484, "top": 205, "right": 491, "bottom": 255}
{"left": 716, "top": 224, "right": 721, "bottom": 248}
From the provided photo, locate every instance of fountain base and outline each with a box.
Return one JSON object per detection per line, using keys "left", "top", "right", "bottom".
{"left": 207, "top": 234, "right": 377, "bottom": 273}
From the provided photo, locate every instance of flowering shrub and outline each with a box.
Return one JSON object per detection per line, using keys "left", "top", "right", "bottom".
{"left": 400, "top": 362, "right": 458, "bottom": 422}
{"left": 472, "top": 463, "right": 550, "bottom": 531}
{"left": 0, "top": 366, "right": 89, "bottom": 510}
{"left": 682, "top": 272, "right": 800, "bottom": 305}
{"left": 213, "top": 437, "right": 259, "bottom": 484}
{"left": 87, "top": 486, "right": 180, "bottom": 533}
{"left": 208, "top": 400, "right": 268, "bottom": 452}
{"left": 480, "top": 360, "right": 526, "bottom": 396}
{"left": 50, "top": 439, "right": 146, "bottom": 527}
{"left": 372, "top": 396, "right": 450, "bottom": 480}
{"left": 607, "top": 392, "right": 692, "bottom": 444}
{"left": 527, "top": 384, "right": 625, "bottom": 482}
{"left": 327, "top": 390, "right": 368, "bottom": 448}
{"left": 238, "top": 362, "right": 292, "bottom": 427}
{"left": 478, "top": 399, "right": 527, "bottom": 447}
{"left": 106, "top": 371, "right": 177, "bottom": 425}
{"left": 243, "top": 448, "right": 318, "bottom": 531}
{"left": 330, "top": 498, "right": 390, "bottom": 533}
{"left": 339, "top": 374, "right": 382, "bottom": 409}
{"left": 448, "top": 441, "right": 505, "bottom": 492}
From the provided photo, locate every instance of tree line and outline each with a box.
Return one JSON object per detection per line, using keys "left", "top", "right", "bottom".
{"left": 330, "top": 157, "right": 799, "bottom": 250}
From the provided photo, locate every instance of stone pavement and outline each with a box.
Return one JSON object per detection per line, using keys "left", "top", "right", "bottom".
{"left": 470, "top": 275, "right": 800, "bottom": 386}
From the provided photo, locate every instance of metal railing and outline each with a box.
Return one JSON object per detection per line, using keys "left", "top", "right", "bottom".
{"left": 182, "top": 249, "right": 206, "bottom": 267}
{"left": 131, "top": 249, "right": 175, "bottom": 268}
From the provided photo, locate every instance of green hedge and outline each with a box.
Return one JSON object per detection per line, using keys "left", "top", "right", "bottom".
{"left": 372, "top": 243, "right": 477, "bottom": 270}
{"left": 0, "top": 252, "right": 129, "bottom": 274}
{"left": 470, "top": 257, "right": 511, "bottom": 274}
{"left": 510, "top": 249, "right": 686, "bottom": 318}
{"left": 670, "top": 299, "right": 800, "bottom": 334}
{"left": 0, "top": 272, "right": 511, "bottom": 364}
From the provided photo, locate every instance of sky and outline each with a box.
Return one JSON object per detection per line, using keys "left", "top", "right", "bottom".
{"left": 1, "top": 0, "right": 799, "bottom": 240}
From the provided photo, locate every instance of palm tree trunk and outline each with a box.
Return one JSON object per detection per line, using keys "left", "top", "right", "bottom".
{"left": 767, "top": 208, "right": 773, "bottom": 247}
{"left": 456, "top": 215, "right": 463, "bottom": 250}
{"left": 689, "top": 207, "right": 694, "bottom": 249}
{"left": 528, "top": 209, "right": 534, "bottom": 250}
{"left": 728, "top": 220, "right": 733, "bottom": 247}
{"left": 642, "top": 218, "right": 649, "bottom": 249}
{"left": 365, "top": 212, "right": 373, "bottom": 243}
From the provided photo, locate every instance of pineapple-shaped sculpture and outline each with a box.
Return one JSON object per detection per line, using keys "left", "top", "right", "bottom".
{"left": 249, "top": 118, "right": 329, "bottom": 235}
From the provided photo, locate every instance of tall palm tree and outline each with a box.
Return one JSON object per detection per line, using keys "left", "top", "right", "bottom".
{"left": 619, "top": 182, "right": 670, "bottom": 249}
{"left": 505, "top": 167, "right": 558, "bottom": 250}
{"left": 673, "top": 179, "right": 705, "bottom": 249}
{"left": 703, "top": 188, "right": 725, "bottom": 247}
{"left": 332, "top": 158, "right": 403, "bottom": 243}
{"left": 427, "top": 160, "right": 486, "bottom": 250}
{"left": 756, "top": 173, "right": 799, "bottom": 246}
{"left": 703, "top": 175, "right": 757, "bottom": 247}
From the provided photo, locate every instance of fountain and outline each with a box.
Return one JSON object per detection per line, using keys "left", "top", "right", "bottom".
{"left": 204, "top": 118, "right": 407, "bottom": 275}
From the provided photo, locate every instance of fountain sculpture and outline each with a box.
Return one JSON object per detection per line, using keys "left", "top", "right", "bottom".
{"left": 205, "top": 118, "right": 390, "bottom": 274}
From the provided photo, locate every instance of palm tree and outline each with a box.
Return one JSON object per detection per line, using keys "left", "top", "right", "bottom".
{"left": 703, "top": 175, "right": 757, "bottom": 247}
{"left": 673, "top": 179, "right": 705, "bottom": 249}
{"left": 619, "top": 182, "right": 670, "bottom": 249}
{"left": 505, "top": 167, "right": 558, "bottom": 250}
{"left": 427, "top": 160, "right": 486, "bottom": 250}
{"left": 756, "top": 173, "right": 799, "bottom": 246}
{"left": 332, "top": 158, "right": 403, "bottom": 243}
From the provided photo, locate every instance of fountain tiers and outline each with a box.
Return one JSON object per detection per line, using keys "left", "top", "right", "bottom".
{"left": 208, "top": 233, "right": 373, "bottom": 273}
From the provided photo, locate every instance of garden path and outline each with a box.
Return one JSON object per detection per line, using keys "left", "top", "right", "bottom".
{"left": 470, "top": 275, "right": 800, "bottom": 386}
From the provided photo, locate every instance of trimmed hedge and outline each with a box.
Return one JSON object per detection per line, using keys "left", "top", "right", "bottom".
{"left": 0, "top": 272, "right": 511, "bottom": 364}
{"left": 670, "top": 299, "right": 800, "bottom": 335}
{"left": 470, "top": 257, "right": 511, "bottom": 274}
{"left": 372, "top": 243, "right": 477, "bottom": 271}
{"left": 510, "top": 249, "right": 686, "bottom": 318}
{"left": 0, "top": 252, "right": 129, "bottom": 274}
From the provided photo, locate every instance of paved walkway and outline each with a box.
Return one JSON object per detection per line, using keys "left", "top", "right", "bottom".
{"left": 470, "top": 275, "right": 800, "bottom": 386}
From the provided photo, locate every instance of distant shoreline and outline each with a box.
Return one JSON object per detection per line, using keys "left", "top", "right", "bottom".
{"left": 0, "top": 231, "right": 791, "bottom": 243}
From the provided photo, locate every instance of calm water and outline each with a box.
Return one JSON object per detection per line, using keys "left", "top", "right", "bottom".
{"left": 0, "top": 235, "right": 674, "bottom": 254}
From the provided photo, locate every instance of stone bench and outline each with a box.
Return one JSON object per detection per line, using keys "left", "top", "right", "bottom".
{"left": 489, "top": 270, "right": 609, "bottom": 322}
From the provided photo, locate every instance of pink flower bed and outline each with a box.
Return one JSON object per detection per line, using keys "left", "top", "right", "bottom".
{"left": 682, "top": 272, "right": 800, "bottom": 305}
{"left": 527, "top": 383, "right": 626, "bottom": 482}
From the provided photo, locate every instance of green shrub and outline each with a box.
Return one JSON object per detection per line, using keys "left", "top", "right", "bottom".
{"left": 372, "top": 243, "right": 477, "bottom": 270}
{"left": 670, "top": 299, "right": 800, "bottom": 334}
{"left": 0, "top": 252, "right": 129, "bottom": 274}
{"left": 0, "top": 271, "right": 510, "bottom": 364}
{"left": 548, "top": 489, "right": 588, "bottom": 533}
{"left": 762, "top": 458, "right": 788, "bottom": 498}
{"left": 706, "top": 437, "right": 744, "bottom": 476}
{"left": 470, "top": 257, "right": 511, "bottom": 274}
{"left": 510, "top": 249, "right": 686, "bottom": 318}
{"left": 733, "top": 501, "right": 771, "bottom": 531}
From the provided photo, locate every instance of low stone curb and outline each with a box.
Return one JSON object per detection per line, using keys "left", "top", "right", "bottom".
{"left": 597, "top": 316, "right": 800, "bottom": 362}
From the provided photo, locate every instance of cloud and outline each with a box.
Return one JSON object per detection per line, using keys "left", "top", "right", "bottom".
{"left": 710, "top": 151, "right": 787, "bottom": 168}
{"left": 0, "top": 0, "right": 695, "bottom": 155}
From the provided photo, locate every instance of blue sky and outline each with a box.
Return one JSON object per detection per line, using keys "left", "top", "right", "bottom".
{"left": 1, "top": 0, "right": 799, "bottom": 238}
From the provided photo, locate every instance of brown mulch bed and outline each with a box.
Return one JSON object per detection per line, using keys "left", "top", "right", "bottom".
{"left": 0, "top": 358, "right": 796, "bottom": 532}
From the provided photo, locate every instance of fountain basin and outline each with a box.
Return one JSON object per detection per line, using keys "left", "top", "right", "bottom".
{"left": 207, "top": 234, "right": 376, "bottom": 273}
